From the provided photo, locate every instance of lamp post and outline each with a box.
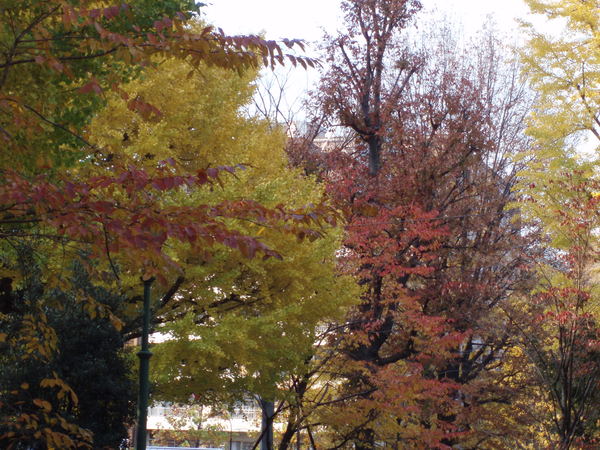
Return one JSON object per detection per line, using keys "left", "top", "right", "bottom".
{"left": 229, "top": 412, "right": 233, "bottom": 450}
{"left": 136, "top": 277, "right": 154, "bottom": 450}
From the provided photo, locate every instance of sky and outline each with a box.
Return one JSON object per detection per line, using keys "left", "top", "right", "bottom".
{"left": 199, "top": 0, "right": 539, "bottom": 116}
{"left": 201, "top": 0, "right": 532, "bottom": 43}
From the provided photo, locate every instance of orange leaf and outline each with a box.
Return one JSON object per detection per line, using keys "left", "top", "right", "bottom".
{"left": 33, "top": 398, "right": 52, "bottom": 412}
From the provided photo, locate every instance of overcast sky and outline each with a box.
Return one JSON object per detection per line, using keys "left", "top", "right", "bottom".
{"left": 200, "top": 0, "right": 538, "bottom": 116}
{"left": 202, "top": 0, "right": 531, "bottom": 42}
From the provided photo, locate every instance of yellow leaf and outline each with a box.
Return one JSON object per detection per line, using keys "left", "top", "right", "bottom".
{"left": 109, "top": 313, "right": 124, "bottom": 331}
{"left": 20, "top": 382, "right": 29, "bottom": 390}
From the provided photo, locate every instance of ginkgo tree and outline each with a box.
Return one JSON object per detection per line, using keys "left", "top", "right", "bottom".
{"left": 85, "top": 55, "right": 358, "bottom": 405}
{"left": 520, "top": 0, "right": 600, "bottom": 159}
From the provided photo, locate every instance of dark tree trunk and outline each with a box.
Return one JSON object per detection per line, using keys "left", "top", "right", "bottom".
{"left": 368, "top": 135, "right": 381, "bottom": 177}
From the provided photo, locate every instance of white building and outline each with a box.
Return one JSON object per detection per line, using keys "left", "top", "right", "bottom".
{"left": 147, "top": 400, "right": 262, "bottom": 450}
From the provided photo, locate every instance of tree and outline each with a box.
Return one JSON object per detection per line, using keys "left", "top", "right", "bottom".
{"left": 0, "top": 258, "right": 136, "bottom": 450}
{"left": 318, "top": 0, "right": 422, "bottom": 177}
{"left": 0, "top": 0, "right": 320, "bottom": 286}
{"left": 84, "top": 55, "right": 358, "bottom": 407}
{"left": 286, "top": 2, "right": 537, "bottom": 447}
{"left": 511, "top": 171, "right": 600, "bottom": 448}
{"left": 514, "top": 2, "right": 600, "bottom": 446}
{"left": 0, "top": 1, "right": 327, "bottom": 448}
{"left": 520, "top": 0, "right": 600, "bottom": 159}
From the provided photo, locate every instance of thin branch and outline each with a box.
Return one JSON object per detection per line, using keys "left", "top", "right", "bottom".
{"left": 160, "top": 275, "right": 185, "bottom": 308}
{"left": 102, "top": 222, "right": 120, "bottom": 282}
{"left": 20, "top": 102, "right": 96, "bottom": 149}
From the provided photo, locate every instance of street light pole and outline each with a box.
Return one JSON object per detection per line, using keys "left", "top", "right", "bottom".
{"left": 136, "top": 278, "right": 154, "bottom": 450}
{"left": 229, "top": 414, "right": 233, "bottom": 450}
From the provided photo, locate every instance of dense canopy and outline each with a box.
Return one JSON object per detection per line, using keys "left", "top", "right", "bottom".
{"left": 0, "top": 1, "right": 599, "bottom": 449}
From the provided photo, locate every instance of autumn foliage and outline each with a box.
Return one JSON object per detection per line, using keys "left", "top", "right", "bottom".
{"left": 1, "top": 0, "right": 600, "bottom": 449}
{"left": 0, "top": 1, "right": 332, "bottom": 448}
{"left": 281, "top": 0, "right": 546, "bottom": 448}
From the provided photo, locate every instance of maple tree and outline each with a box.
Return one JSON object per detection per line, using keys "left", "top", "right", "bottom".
{"left": 512, "top": 170, "right": 600, "bottom": 448}
{"left": 281, "top": 2, "right": 538, "bottom": 447}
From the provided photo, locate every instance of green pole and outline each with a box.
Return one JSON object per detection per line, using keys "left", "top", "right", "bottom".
{"left": 136, "top": 278, "right": 154, "bottom": 450}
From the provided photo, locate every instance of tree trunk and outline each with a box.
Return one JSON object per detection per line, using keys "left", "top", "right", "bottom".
{"left": 260, "top": 399, "right": 274, "bottom": 450}
{"left": 278, "top": 422, "right": 296, "bottom": 450}
{"left": 367, "top": 135, "right": 381, "bottom": 177}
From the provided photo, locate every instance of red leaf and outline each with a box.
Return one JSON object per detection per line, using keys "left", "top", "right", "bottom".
{"left": 103, "top": 5, "right": 120, "bottom": 20}
{"left": 197, "top": 170, "right": 208, "bottom": 185}
{"left": 79, "top": 79, "right": 102, "bottom": 95}
{"left": 89, "top": 9, "right": 101, "bottom": 20}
